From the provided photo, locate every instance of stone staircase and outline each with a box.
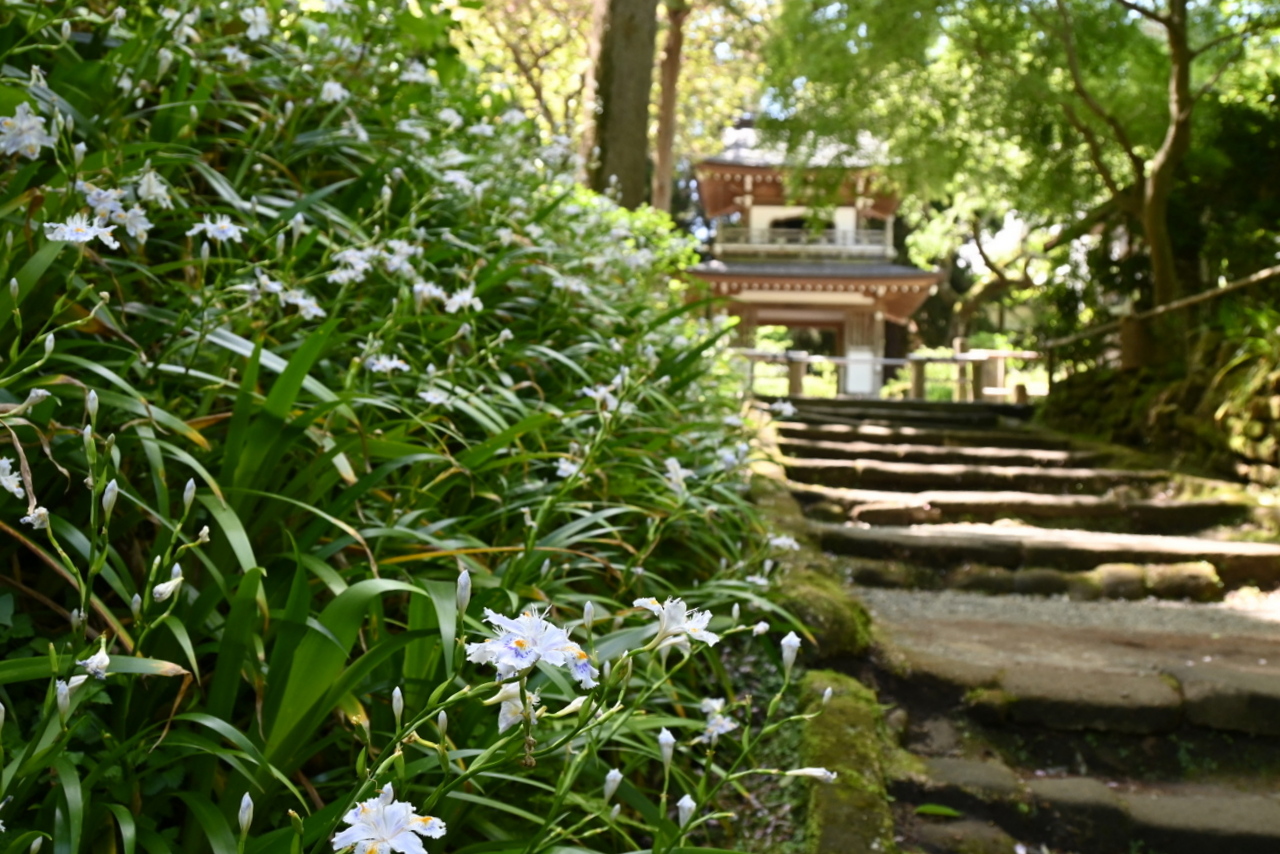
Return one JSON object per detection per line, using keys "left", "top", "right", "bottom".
{"left": 770, "top": 396, "right": 1280, "bottom": 854}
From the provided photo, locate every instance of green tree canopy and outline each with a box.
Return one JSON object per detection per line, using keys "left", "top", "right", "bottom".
{"left": 764, "top": 0, "right": 1280, "bottom": 315}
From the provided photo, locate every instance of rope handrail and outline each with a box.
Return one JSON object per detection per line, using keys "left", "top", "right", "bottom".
{"left": 1042, "top": 263, "right": 1280, "bottom": 352}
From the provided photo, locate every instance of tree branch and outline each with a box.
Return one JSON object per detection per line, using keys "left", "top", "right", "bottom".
{"left": 1193, "top": 43, "right": 1245, "bottom": 104}
{"left": 1044, "top": 196, "right": 1120, "bottom": 250}
{"left": 492, "top": 28, "right": 560, "bottom": 130}
{"left": 1054, "top": 0, "right": 1146, "bottom": 182}
{"left": 1059, "top": 101, "right": 1127, "bottom": 203}
{"left": 1110, "top": 0, "right": 1168, "bottom": 24}
{"left": 1191, "top": 29, "right": 1245, "bottom": 59}
{"left": 1191, "top": 12, "right": 1280, "bottom": 58}
{"left": 970, "top": 218, "right": 1013, "bottom": 286}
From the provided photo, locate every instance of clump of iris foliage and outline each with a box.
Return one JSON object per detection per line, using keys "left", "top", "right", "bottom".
{"left": 0, "top": 1, "right": 828, "bottom": 853}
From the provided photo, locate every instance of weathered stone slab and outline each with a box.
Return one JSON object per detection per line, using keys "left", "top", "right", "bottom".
{"left": 912, "top": 819, "right": 1023, "bottom": 854}
{"left": 778, "top": 436, "right": 1102, "bottom": 468}
{"left": 777, "top": 420, "right": 1073, "bottom": 450}
{"left": 786, "top": 400, "right": 1004, "bottom": 427}
{"left": 984, "top": 668, "right": 1183, "bottom": 733}
{"left": 1167, "top": 664, "right": 1280, "bottom": 736}
{"left": 770, "top": 395, "right": 1034, "bottom": 419}
{"left": 890, "top": 646, "right": 1005, "bottom": 693}
{"left": 786, "top": 457, "right": 1166, "bottom": 494}
{"left": 1028, "top": 777, "right": 1131, "bottom": 851}
{"left": 816, "top": 523, "right": 1280, "bottom": 587}
{"left": 790, "top": 482, "right": 1252, "bottom": 534}
{"left": 924, "top": 757, "right": 1024, "bottom": 800}
{"left": 1123, "top": 793, "right": 1280, "bottom": 854}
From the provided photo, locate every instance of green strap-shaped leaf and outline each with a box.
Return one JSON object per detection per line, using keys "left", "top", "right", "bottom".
{"left": 197, "top": 493, "right": 257, "bottom": 574}
{"left": 206, "top": 567, "right": 264, "bottom": 722}
{"left": 0, "top": 240, "right": 62, "bottom": 335}
{"left": 105, "top": 657, "right": 188, "bottom": 677}
{"left": 174, "top": 713, "right": 306, "bottom": 808}
{"left": 263, "top": 318, "right": 339, "bottom": 421}
{"left": 157, "top": 615, "right": 201, "bottom": 682}
{"left": 264, "top": 579, "right": 423, "bottom": 764}
{"left": 174, "top": 792, "right": 238, "bottom": 854}
{"left": 455, "top": 412, "right": 555, "bottom": 470}
{"left": 423, "top": 579, "right": 458, "bottom": 677}
{"left": 94, "top": 388, "right": 210, "bottom": 450}
{"left": 2, "top": 833, "right": 49, "bottom": 854}
{"left": 221, "top": 338, "right": 263, "bottom": 483}
{"left": 51, "top": 757, "right": 85, "bottom": 854}
{"left": 104, "top": 805, "right": 136, "bottom": 854}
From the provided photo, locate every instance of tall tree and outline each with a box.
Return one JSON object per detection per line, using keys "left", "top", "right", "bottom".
{"left": 458, "top": 0, "right": 769, "bottom": 211}
{"left": 765, "top": 0, "right": 1280, "bottom": 307}
{"left": 652, "top": 1, "right": 692, "bottom": 212}
{"left": 583, "top": 0, "right": 661, "bottom": 208}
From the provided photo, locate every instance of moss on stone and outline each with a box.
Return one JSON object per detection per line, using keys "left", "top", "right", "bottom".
{"left": 749, "top": 472, "right": 813, "bottom": 533}
{"left": 749, "top": 466, "right": 875, "bottom": 657}
{"left": 965, "top": 687, "right": 1015, "bottom": 719}
{"left": 801, "top": 670, "right": 904, "bottom": 854}
{"left": 776, "top": 570, "right": 873, "bottom": 659}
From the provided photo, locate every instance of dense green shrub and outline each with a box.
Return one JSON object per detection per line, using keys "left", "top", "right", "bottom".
{"left": 0, "top": 2, "right": 823, "bottom": 851}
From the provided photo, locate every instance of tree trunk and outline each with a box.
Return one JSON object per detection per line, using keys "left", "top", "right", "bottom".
{"left": 1142, "top": 0, "right": 1194, "bottom": 307}
{"left": 652, "top": 3, "right": 690, "bottom": 213}
{"left": 584, "top": 0, "right": 660, "bottom": 209}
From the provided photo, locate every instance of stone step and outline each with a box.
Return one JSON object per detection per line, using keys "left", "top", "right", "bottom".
{"left": 778, "top": 436, "right": 1104, "bottom": 468}
{"left": 765, "top": 395, "right": 1034, "bottom": 420}
{"left": 848, "top": 559, "right": 1229, "bottom": 603}
{"left": 785, "top": 457, "right": 1166, "bottom": 495}
{"left": 816, "top": 522, "right": 1280, "bottom": 586}
{"left": 891, "top": 756, "right": 1280, "bottom": 854}
{"left": 777, "top": 420, "right": 1075, "bottom": 451}
{"left": 862, "top": 587, "right": 1280, "bottom": 738}
{"left": 785, "top": 407, "right": 1004, "bottom": 431}
{"left": 790, "top": 482, "right": 1252, "bottom": 535}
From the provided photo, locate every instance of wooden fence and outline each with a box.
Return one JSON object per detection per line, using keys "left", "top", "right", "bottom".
{"left": 734, "top": 348, "right": 1039, "bottom": 401}
{"left": 1041, "top": 264, "right": 1280, "bottom": 387}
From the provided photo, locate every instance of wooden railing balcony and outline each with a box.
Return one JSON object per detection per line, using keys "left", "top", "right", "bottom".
{"left": 715, "top": 227, "right": 892, "bottom": 258}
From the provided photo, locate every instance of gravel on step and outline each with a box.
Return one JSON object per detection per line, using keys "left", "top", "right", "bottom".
{"left": 855, "top": 586, "right": 1280, "bottom": 640}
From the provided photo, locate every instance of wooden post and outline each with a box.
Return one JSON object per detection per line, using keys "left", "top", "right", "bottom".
{"left": 787, "top": 351, "right": 807, "bottom": 398}
{"left": 1047, "top": 350, "right": 1056, "bottom": 394}
{"left": 1014, "top": 383, "right": 1028, "bottom": 405}
{"left": 971, "top": 357, "right": 986, "bottom": 402}
{"left": 871, "top": 311, "right": 885, "bottom": 395}
{"left": 992, "top": 357, "right": 1007, "bottom": 399}
{"left": 910, "top": 360, "right": 926, "bottom": 400}
{"left": 745, "top": 357, "right": 756, "bottom": 397}
{"left": 1120, "top": 316, "right": 1155, "bottom": 370}
{"left": 952, "top": 337, "right": 968, "bottom": 402}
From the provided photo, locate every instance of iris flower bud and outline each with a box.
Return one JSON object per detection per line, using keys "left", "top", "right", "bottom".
{"left": 101, "top": 479, "right": 118, "bottom": 517}
{"left": 603, "top": 768, "right": 622, "bottom": 804}
{"left": 238, "top": 793, "right": 253, "bottom": 837}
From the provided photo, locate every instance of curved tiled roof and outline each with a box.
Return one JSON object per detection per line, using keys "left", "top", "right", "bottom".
{"left": 691, "top": 260, "right": 936, "bottom": 279}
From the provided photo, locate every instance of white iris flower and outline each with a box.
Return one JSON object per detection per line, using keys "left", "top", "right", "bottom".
{"left": 331, "top": 783, "right": 446, "bottom": 854}
{"left": 0, "top": 458, "right": 24, "bottom": 499}
{"left": 633, "top": 597, "right": 719, "bottom": 650}
{"left": 187, "top": 214, "right": 246, "bottom": 243}
{"left": 44, "top": 214, "right": 119, "bottom": 248}
{"left": 465, "top": 607, "right": 597, "bottom": 688}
